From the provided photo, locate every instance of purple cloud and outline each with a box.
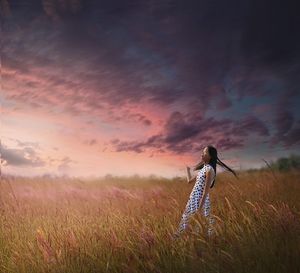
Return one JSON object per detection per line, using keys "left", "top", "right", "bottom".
{"left": 109, "top": 111, "right": 267, "bottom": 155}
{"left": 2, "top": 0, "right": 300, "bottom": 158}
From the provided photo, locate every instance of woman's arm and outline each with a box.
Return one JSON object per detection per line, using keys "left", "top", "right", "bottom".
{"left": 186, "top": 159, "right": 204, "bottom": 183}
{"left": 193, "top": 159, "right": 204, "bottom": 171}
{"left": 187, "top": 176, "right": 197, "bottom": 184}
{"left": 186, "top": 166, "right": 197, "bottom": 184}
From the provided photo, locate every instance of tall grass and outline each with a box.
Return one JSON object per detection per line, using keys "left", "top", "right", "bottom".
{"left": 0, "top": 169, "right": 299, "bottom": 273}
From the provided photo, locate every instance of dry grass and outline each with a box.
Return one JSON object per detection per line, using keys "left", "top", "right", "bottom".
{"left": 0, "top": 169, "right": 299, "bottom": 273}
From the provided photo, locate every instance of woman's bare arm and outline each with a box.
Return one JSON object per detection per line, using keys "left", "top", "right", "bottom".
{"left": 186, "top": 158, "right": 204, "bottom": 184}
{"left": 187, "top": 176, "right": 197, "bottom": 184}
{"left": 186, "top": 166, "right": 197, "bottom": 184}
{"left": 193, "top": 159, "right": 204, "bottom": 171}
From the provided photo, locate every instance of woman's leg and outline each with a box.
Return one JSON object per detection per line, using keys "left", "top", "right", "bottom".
{"left": 202, "top": 194, "right": 215, "bottom": 236}
{"left": 177, "top": 192, "right": 200, "bottom": 234}
{"left": 177, "top": 201, "right": 192, "bottom": 233}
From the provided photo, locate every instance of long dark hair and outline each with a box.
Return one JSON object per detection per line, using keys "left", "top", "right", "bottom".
{"left": 194, "top": 145, "right": 238, "bottom": 188}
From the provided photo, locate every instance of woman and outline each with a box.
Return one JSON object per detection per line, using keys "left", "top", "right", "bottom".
{"left": 174, "top": 145, "right": 238, "bottom": 238}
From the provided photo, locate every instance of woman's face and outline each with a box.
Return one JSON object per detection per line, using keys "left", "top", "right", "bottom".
{"left": 201, "top": 147, "right": 211, "bottom": 163}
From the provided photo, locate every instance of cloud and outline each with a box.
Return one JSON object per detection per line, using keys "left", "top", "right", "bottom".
{"left": 1, "top": 144, "right": 46, "bottom": 167}
{"left": 274, "top": 110, "right": 294, "bottom": 136}
{"left": 269, "top": 82, "right": 299, "bottom": 146}
{"left": 230, "top": 115, "right": 269, "bottom": 137}
{"left": 2, "top": 0, "right": 300, "bottom": 158}
{"left": 15, "top": 139, "right": 41, "bottom": 149}
{"left": 216, "top": 137, "right": 244, "bottom": 151}
{"left": 127, "top": 112, "right": 152, "bottom": 126}
{"left": 109, "top": 111, "right": 267, "bottom": 155}
{"left": 0, "top": 0, "right": 11, "bottom": 17}
{"left": 5, "top": 2, "right": 296, "bottom": 109}
{"left": 271, "top": 119, "right": 300, "bottom": 148}
{"left": 83, "top": 138, "right": 98, "bottom": 146}
{"left": 282, "top": 122, "right": 300, "bottom": 147}
{"left": 164, "top": 111, "right": 199, "bottom": 143}
{"left": 240, "top": 0, "right": 300, "bottom": 68}
{"left": 3, "top": 0, "right": 237, "bottom": 115}
{"left": 57, "top": 156, "right": 76, "bottom": 174}
{"left": 42, "top": 0, "right": 82, "bottom": 22}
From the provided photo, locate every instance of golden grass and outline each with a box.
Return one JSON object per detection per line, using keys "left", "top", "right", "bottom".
{"left": 0, "top": 169, "right": 299, "bottom": 273}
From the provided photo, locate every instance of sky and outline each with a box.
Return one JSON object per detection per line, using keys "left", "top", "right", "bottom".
{"left": 1, "top": 0, "right": 300, "bottom": 178}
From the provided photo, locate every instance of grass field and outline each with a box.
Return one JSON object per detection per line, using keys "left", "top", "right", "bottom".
{"left": 0, "top": 169, "right": 299, "bottom": 273}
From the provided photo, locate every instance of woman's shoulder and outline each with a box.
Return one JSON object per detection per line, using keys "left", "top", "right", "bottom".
{"left": 205, "top": 164, "right": 215, "bottom": 174}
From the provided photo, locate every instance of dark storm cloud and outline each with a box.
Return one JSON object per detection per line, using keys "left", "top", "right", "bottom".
{"left": 110, "top": 111, "right": 266, "bottom": 154}
{"left": 215, "top": 137, "right": 244, "bottom": 151}
{"left": 2, "top": 0, "right": 241, "bottom": 110}
{"left": 269, "top": 79, "right": 300, "bottom": 146}
{"left": 270, "top": 119, "right": 300, "bottom": 148}
{"left": 230, "top": 115, "right": 269, "bottom": 137}
{"left": 0, "top": 0, "right": 11, "bottom": 17}
{"left": 42, "top": 0, "right": 82, "bottom": 22}
{"left": 128, "top": 113, "right": 152, "bottom": 126}
{"left": 4, "top": 0, "right": 299, "bottom": 104}
{"left": 282, "top": 122, "right": 300, "bottom": 147}
{"left": 240, "top": 0, "right": 300, "bottom": 68}
{"left": 274, "top": 110, "right": 294, "bottom": 136}
{"left": 3, "top": 0, "right": 300, "bottom": 155}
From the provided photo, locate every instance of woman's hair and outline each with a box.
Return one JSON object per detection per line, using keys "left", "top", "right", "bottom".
{"left": 194, "top": 145, "right": 238, "bottom": 188}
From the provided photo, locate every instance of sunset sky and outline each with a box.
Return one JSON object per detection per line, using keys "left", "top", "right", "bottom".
{"left": 1, "top": 0, "right": 300, "bottom": 178}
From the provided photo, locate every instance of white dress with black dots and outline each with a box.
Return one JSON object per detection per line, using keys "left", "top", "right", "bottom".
{"left": 177, "top": 164, "right": 215, "bottom": 236}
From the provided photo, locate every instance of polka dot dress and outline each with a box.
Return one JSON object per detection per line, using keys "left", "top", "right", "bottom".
{"left": 177, "top": 164, "right": 216, "bottom": 236}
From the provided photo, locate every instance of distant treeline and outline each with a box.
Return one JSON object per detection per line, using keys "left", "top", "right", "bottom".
{"left": 261, "top": 153, "right": 300, "bottom": 172}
